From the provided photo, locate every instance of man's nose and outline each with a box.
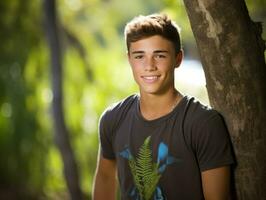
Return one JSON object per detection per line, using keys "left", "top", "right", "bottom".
{"left": 144, "top": 56, "right": 157, "bottom": 71}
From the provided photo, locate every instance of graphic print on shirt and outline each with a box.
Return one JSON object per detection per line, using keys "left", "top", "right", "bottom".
{"left": 119, "top": 136, "right": 181, "bottom": 200}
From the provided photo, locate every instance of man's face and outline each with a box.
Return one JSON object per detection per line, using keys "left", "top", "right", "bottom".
{"left": 128, "top": 35, "right": 182, "bottom": 96}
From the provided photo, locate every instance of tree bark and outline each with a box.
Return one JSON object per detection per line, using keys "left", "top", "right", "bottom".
{"left": 43, "top": 0, "right": 83, "bottom": 199}
{"left": 183, "top": 0, "right": 266, "bottom": 199}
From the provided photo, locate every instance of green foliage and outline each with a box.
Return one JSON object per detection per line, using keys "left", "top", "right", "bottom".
{"left": 245, "top": 0, "right": 266, "bottom": 58}
{"left": 0, "top": 0, "right": 49, "bottom": 198}
{"left": 128, "top": 137, "right": 161, "bottom": 200}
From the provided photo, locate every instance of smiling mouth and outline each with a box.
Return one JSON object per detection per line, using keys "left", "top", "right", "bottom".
{"left": 141, "top": 75, "right": 160, "bottom": 82}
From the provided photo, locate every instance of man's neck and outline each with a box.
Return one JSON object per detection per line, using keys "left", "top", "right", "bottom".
{"left": 139, "top": 90, "right": 183, "bottom": 120}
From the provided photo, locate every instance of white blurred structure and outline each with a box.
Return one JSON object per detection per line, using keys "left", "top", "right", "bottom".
{"left": 175, "top": 59, "right": 209, "bottom": 105}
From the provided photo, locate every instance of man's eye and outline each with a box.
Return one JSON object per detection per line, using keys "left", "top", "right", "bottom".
{"left": 134, "top": 55, "right": 143, "bottom": 59}
{"left": 155, "top": 54, "right": 166, "bottom": 58}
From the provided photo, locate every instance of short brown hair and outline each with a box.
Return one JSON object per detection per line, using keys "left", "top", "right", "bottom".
{"left": 124, "top": 13, "right": 182, "bottom": 54}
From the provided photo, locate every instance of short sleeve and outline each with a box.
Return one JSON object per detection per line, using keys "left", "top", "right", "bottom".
{"left": 98, "top": 110, "right": 116, "bottom": 159}
{"left": 193, "top": 112, "right": 235, "bottom": 171}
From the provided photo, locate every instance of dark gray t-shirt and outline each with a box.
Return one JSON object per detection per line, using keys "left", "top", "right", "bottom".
{"left": 99, "top": 94, "right": 234, "bottom": 200}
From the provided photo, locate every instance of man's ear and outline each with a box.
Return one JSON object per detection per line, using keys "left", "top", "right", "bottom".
{"left": 175, "top": 50, "right": 183, "bottom": 69}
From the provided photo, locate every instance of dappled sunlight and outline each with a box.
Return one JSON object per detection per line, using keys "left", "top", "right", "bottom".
{"left": 0, "top": 102, "right": 12, "bottom": 118}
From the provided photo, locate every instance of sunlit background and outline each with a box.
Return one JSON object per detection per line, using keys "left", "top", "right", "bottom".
{"left": 0, "top": 0, "right": 265, "bottom": 199}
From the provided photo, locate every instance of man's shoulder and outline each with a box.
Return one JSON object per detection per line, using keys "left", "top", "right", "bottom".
{"left": 184, "top": 95, "right": 220, "bottom": 123}
{"left": 101, "top": 94, "right": 138, "bottom": 121}
{"left": 183, "top": 96, "right": 228, "bottom": 143}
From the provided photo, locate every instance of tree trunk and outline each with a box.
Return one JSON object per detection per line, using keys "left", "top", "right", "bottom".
{"left": 183, "top": 0, "right": 266, "bottom": 199}
{"left": 43, "top": 0, "right": 83, "bottom": 199}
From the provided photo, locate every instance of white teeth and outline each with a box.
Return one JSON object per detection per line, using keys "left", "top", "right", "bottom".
{"left": 143, "top": 76, "right": 158, "bottom": 80}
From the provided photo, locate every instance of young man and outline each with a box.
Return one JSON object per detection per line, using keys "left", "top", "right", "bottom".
{"left": 92, "top": 14, "right": 234, "bottom": 200}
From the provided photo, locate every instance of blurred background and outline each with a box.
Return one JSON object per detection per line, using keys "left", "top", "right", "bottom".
{"left": 0, "top": 0, "right": 265, "bottom": 199}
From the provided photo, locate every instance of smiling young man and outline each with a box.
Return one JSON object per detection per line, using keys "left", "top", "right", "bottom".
{"left": 92, "top": 14, "right": 234, "bottom": 200}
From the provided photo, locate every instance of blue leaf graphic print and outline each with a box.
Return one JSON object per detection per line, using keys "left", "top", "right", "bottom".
{"left": 119, "top": 137, "right": 182, "bottom": 200}
{"left": 157, "top": 142, "right": 168, "bottom": 164}
{"left": 119, "top": 148, "right": 132, "bottom": 160}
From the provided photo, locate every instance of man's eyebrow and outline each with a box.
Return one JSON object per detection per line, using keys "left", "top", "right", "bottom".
{"left": 154, "top": 50, "right": 169, "bottom": 53}
{"left": 131, "top": 50, "right": 169, "bottom": 54}
{"left": 131, "top": 51, "right": 144, "bottom": 54}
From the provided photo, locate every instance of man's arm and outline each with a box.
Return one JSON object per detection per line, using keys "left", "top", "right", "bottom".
{"left": 201, "top": 166, "right": 231, "bottom": 200}
{"left": 92, "top": 148, "right": 117, "bottom": 200}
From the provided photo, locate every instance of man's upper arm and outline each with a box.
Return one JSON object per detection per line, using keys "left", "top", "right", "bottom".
{"left": 96, "top": 148, "right": 116, "bottom": 178}
{"left": 92, "top": 149, "right": 117, "bottom": 200}
{"left": 201, "top": 166, "right": 231, "bottom": 200}
{"left": 96, "top": 152, "right": 117, "bottom": 177}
